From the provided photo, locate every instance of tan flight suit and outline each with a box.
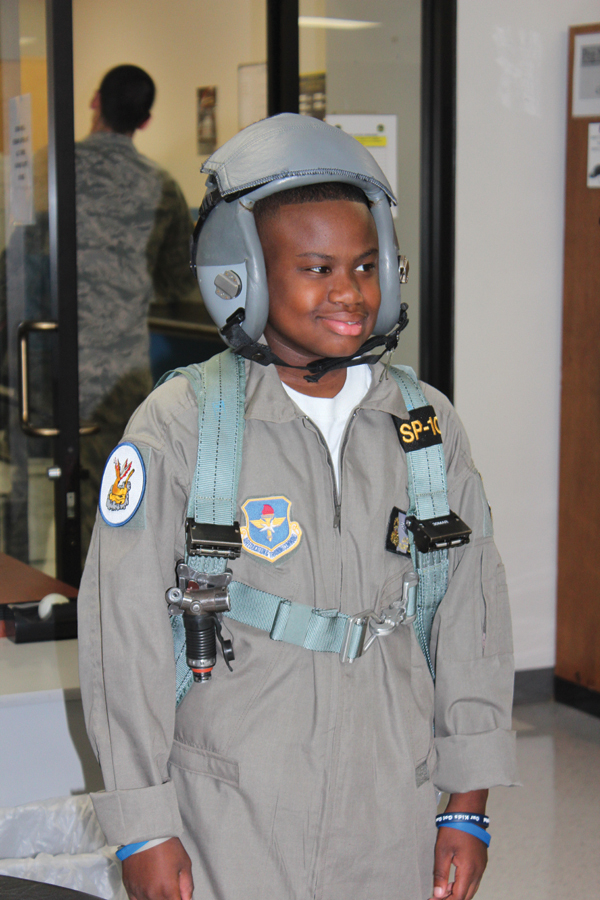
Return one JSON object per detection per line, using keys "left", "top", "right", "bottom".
{"left": 79, "top": 359, "right": 517, "bottom": 900}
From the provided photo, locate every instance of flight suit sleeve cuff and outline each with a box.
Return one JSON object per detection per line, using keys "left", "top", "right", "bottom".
{"left": 432, "top": 729, "right": 520, "bottom": 794}
{"left": 90, "top": 782, "right": 183, "bottom": 846}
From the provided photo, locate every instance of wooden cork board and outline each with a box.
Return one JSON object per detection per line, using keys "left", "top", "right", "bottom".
{"left": 556, "top": 24, "right": 600, "bottom": 694}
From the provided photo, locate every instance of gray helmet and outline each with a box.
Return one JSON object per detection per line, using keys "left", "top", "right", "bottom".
{"left": 192, "top": 113, "right": 408, "bottom": 363}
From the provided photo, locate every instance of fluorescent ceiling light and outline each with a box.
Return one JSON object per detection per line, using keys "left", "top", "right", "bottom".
{"left": 299, "top": 16, "right": 381, "bottom": 31}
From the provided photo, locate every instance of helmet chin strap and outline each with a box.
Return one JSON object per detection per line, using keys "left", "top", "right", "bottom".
{"left": 220, "top": 304, "right": 409, "bottom": 383}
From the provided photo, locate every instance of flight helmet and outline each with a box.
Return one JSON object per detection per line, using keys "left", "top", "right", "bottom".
{"left": 192, "top": 113, "right": 408, "bottom": 378}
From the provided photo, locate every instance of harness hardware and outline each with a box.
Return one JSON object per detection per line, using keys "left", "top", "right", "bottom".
{"left": 157, "top": 351, "right": 467, "bottom": 699}
{"left": 339, "top": 571, "right": 419, "bottom": 663}
{"left": 404, "top": 512, "right": 471, "bottom": 554}
{"left": 166, "top": 560, "right": 235, "bottom": 682}
{"left": 186, "top": 519, "right": 242, "bottom": 560}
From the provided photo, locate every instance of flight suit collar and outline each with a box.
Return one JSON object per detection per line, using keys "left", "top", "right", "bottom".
{"left": 244, "top": 359, "right": 410, "bottom": 423}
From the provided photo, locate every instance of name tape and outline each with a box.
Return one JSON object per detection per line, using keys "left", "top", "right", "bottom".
{"left": 397, "top": 405, "right": 442, "bottom": 452}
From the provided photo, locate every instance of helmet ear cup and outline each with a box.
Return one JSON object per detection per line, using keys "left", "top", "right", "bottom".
{"left": 235, "top": 203, "right": 269, "bottom": 341}
{"left": 370, "top": 196, "right": 403, "bottom": 335}
{"left": 194, "top": 199, "right": 270, "bottom": 344}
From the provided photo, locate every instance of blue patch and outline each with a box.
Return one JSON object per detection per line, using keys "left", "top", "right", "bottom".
{"left": 240, "top": 496, "right": 302, "bottom": 563}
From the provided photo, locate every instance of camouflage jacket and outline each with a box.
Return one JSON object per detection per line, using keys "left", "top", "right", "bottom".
{"left": 76, "top": 133, "right": 198, "bottom": 420}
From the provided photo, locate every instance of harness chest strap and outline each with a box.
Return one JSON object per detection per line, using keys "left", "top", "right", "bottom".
{"left": 158, "top": 351, "right": 454, "bottom": 704}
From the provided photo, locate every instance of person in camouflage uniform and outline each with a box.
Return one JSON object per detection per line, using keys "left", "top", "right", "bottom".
{"left": 77, "top": 65, "right": 199, "bottom": 558}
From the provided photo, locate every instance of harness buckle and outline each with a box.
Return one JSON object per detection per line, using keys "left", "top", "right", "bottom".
{"left": 186, "top": 518, "right": 242, "bottom": 559}
{"left": 339, "top": 609, "right": 377, "bottom": 664}
{"left": 339, "top": 571, "right": 420, "bottom": 664}
{"left": 404, "top": 511, "right": 471, "bottom": 554}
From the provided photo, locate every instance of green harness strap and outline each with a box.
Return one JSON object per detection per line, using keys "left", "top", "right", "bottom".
{"left": 159, "top": 352, "right": 451, "bottom": 703}
{"left": 156, "top": 350, "right": 246, "bottom": 704}
{"left": 387, "top": 366, "right": 450, "bottom": 677}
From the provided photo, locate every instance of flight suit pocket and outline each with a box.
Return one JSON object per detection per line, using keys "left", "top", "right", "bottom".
{"left": 168, "top": 738, "right": 239, "bottom": 787}
{"left": 408, "top": 627, "right": 435, "bottom": 777}
{"left": 481, "top": 541, "right": 513, "bottom": 657}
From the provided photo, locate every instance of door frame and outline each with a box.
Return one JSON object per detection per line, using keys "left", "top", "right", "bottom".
{"left": 46, "top": 0, "right": 81, "bottom": 584}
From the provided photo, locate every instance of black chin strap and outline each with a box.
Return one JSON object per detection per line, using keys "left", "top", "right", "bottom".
{"left": 220, "top": 304, "right": 409, "bottom": 382}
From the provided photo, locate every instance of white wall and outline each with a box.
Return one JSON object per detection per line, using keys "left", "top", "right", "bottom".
{"left": 72, "top": 0, "right": 266, "bottom": 209}
{"left": 455, "top": 0, "right": 599, "bottom": 670}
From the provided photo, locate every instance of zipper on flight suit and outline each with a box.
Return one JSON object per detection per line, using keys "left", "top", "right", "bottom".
{"left": 301, "top": 409, "right": 360, "bottom": 530}
{"left": 299, "top": 408, "right": 361, "bottom": 895}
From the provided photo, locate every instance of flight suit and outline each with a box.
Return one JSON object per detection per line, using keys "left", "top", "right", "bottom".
{"left": 79, "top": 359, "right": 517, "bottom": 900}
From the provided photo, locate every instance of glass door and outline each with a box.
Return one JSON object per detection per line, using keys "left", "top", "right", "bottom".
{"left": 1, "top": 0, "right": 81, "bottom": 584}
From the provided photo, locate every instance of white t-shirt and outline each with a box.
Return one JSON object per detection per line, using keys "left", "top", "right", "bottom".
{"left": 282, "top": 365, "right": 373, "bottom": 491}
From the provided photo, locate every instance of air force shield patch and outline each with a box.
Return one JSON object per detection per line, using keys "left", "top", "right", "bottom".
{"left": 240, "top": 496, "right": 302, "bottom": 562}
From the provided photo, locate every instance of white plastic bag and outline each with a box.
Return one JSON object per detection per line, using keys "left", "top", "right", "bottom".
{"left": 0, "top": 795, "right": 126, "bottom": 900}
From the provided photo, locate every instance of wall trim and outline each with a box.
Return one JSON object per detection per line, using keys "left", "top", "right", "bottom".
{"left": 513, "top": 667, "right": 554, "bottom": 706}
{"left": 554, "top": 676, "right": 600, "bottom": 720}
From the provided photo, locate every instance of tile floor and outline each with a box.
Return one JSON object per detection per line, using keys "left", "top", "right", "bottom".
{"left": 474, "top": 701, "right": 600, "bottom": 898}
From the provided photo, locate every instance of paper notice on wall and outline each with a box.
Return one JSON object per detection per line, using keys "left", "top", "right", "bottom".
{"left": 325, "top": 114, "right": 397, "bottom": 217}
{"left": 197, "top": 87, "right": 217, "bottom": 155}
{"left": 9, "top": 94, "right": 34, "bottom": 226}
{"left": 588, "top": 123, "right": 600, "bottom": 188}
{"left": 572, "top": 33, "right": 600, "bottom": 118}
{"left": 238, "top": 63, "right": 267, "bottom": 131}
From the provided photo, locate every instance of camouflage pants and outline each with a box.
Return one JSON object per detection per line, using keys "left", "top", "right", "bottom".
{"left": 80, "top": 368, "right": 153, "bottom": 565}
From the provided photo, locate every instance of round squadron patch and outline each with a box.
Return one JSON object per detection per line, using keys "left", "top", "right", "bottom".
{"left": 99, "top": 442, "right": 146, "bottom": 527}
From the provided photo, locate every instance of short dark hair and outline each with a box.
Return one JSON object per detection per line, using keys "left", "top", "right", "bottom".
{"left": 99, "top": 65, "right": 156, "bottom": 134}
{"left": 253, "top": 181, "right": 370, "bottom": 232}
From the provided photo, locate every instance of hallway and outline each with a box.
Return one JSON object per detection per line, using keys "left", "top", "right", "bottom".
{"left": 474, "top": 701, "right": 600, "bottom": 898}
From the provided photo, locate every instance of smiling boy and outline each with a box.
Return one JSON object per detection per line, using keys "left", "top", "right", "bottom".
{"left": 79, "top": 115, "right": 516, "bottom": 900}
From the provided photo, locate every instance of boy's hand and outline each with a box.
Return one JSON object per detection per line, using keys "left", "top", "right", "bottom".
{"left": 429, "top": 825, "right": 487, "bottom": 899}
{"left": 429, "top": 789, "right": 488, "bottom": 900}
{"left": 122, "top": 837, "right": 193, "bottom": 900}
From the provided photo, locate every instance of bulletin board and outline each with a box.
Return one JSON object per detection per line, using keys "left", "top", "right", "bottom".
{"left": 555, "top": 24, "right": 600, "bottom": 711}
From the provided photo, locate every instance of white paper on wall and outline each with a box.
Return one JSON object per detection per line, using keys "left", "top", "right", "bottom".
{"left": 325, "top": 114, "right": 398, "bottom": 217}
{"left": 587, "top": 122, "right": 600, "bottom": 187}
{"left": 572, "top": 32, "right": 600, "bottom": 118}
{"left": 9, "top": 94, "right": 34, "bottom": 226}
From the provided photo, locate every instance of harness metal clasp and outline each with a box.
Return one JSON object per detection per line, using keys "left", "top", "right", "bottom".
{"left": 339, "top": 571, "right": 419, "bottom": 664}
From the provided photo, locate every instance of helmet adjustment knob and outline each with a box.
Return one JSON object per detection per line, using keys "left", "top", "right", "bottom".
{"left": 214, "top": 270, "right": 243, "bottom": 300}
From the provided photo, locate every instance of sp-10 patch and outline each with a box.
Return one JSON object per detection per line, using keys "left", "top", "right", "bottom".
{"left": 395, "top": 406, "right": 442, "bottom": 452}
{"left": 386, "top": 507, "right": 411, "bottom": 557}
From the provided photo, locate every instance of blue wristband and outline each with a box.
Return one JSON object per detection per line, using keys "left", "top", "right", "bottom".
{"left": 436, "top": 813, "right": 490, "bottom": 828}
{"left": 116, "top": 841, "right": 149, "bottom": 861}
{"left": 436, "top": 821, "right": 491, "bottom": 847}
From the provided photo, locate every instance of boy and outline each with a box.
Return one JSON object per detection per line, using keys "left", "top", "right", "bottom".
{"left": 79, "top": 114, "right": 516, "bottom": 900}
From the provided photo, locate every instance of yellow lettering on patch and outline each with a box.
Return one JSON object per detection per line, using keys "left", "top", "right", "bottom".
{"left": 411, "top": 420, "right": 423, "bottom": 441}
